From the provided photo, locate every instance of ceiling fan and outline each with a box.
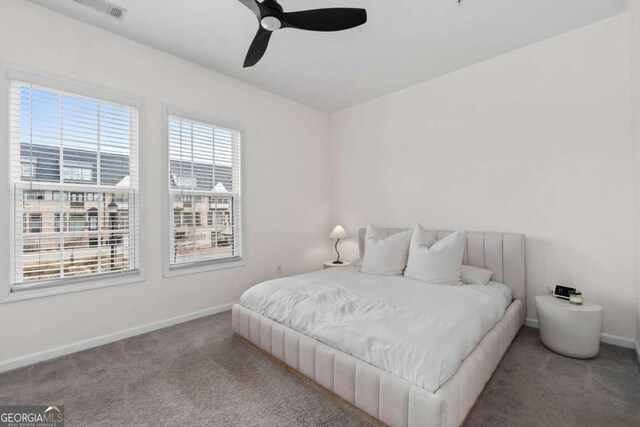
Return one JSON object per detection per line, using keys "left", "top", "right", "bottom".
{"left": 237, "top": 0, "right": 367, "bottom": 67}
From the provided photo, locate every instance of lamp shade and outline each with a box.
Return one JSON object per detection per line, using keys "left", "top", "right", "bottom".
{"left": 329, "top": 225, "right": 348, "bottom": 239}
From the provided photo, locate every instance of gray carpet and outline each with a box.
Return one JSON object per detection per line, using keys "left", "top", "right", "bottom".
{"left": 0, "top": 311, "right": 638, "bottom": 427}
{"left": 465, "top": 327, "right": 640, "bottom": 427}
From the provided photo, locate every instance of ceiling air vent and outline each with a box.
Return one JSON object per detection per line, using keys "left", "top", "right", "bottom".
{"left": 71, "top": 0, "right": 127, "bottom": 20}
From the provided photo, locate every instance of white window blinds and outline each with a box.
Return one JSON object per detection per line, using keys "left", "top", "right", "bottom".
{"left": 167, "top": 114, "right": 242, "bottom": 268}
{"left": 9, "top": 80, "right": 139, "bottom": 291}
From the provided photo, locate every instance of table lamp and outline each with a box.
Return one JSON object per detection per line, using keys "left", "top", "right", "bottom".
{"left": 329, "top": 225, "right": 348, "bottom": 264}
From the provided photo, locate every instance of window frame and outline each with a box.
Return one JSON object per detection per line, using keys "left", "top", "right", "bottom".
{"left": 162, "top": 104, "right": 246, "bottom": 278}
{"left": 0, "top": 65, "right": 146, "bottom": 303}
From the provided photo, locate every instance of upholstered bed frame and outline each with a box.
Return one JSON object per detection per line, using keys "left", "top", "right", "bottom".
{"left": 233, "top": 229, "right": 526, "bottom": 427}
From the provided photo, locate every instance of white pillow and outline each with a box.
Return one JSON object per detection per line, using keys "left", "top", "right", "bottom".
{"left": 404, "top": 225, "right": 466, "bottom": 285}
{"left": 361, "top": 225, "right": 413, "bottom": 276}
{"left": 461, "top": 265, "right": 493, "bottom": 285}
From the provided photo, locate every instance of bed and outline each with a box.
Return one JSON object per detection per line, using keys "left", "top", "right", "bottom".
{"left": 232, "top": 229, "right": 526, "bottom": 427}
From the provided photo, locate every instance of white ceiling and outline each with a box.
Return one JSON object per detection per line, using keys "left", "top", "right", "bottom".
{"left": 28, "top": 0, "right": 627, "bottom": 112}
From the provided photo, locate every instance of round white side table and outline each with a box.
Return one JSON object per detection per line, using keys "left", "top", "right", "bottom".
{"left": 535, "top": 295, "right": 603, "bottom": 359}
{"left": 323, "top": 261, "right": 351, "bottom": 269}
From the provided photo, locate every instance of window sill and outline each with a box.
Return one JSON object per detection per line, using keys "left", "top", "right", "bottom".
{"left": 0, "top": 273, "right": 146, "bottom": 303}
{"left": 163, "top": 258, "right": 246, "bottom": 279}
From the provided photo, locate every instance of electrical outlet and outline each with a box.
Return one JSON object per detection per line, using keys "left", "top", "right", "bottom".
{"left": 276, "top": 265, "right": 283, "bottom": 274}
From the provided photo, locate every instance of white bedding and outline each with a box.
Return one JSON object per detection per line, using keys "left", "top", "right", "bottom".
{"left": 239, "top": 267, "right": 511, "bottom": 392}
{"left": 486, "top": 280, "right": 513, "bottom": 306}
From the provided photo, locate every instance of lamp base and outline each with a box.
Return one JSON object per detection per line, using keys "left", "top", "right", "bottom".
{"left": 332, "top": 261, "right": 344, "bottom": 265}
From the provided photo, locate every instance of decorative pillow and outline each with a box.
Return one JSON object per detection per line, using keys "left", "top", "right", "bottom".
{"left": 352, "top": 257, "right": 363, "bottom": 267}
{"left": 360, "top": 225, "right": 413, "bottom": 276}
{"left": 404, "top": 225, "right": 466, "bottom": 285}
{"left": 461, "top": 265, "right": 493, "bottom": 285}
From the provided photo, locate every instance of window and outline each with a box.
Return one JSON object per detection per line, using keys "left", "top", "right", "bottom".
{"left": 7, "top": 77, "right": 140, "bottom": 294}
{"left": 63, "top": 161, "right": 93, "bottom": 182}
{"left": 69, "top": 214, "right": 86, "bottom": 232}
{"left": 70, "top": 192, "right": 85, "bottom": 208}
{"left": 24, "top": 190, "right": 44, "bottom": 200}
{"left": 28, "top": 214, "right": 42, "bottom": 233}
{"left": 183, "top": 212, "right": 194, "bottom": 227}
{"left": 171, "top": 173, "right": 197, "bottom": 188}
{"left": 21, "top": 161, "right": 35, "bottom": 179}
{"left": 166, "top": 109, "right": 242, "bottom": 272}
{"left": 88, "top": 209, "right": 98, "bottom": 231}
{"left": 216, "top": 211, "right": 229, "bottom": 226}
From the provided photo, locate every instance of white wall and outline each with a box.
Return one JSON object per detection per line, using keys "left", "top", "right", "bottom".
{"left": 630, "top": 0, "right": 640, "bottom": 352}
{"left": 330, "top": 15, "right": 636, "bottom": 341}
{"left": 0, "top": 0, "right": 331, "bottom": 363}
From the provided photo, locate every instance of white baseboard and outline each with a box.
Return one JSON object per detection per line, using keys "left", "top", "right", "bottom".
{"left": 0, "top": 302, "right": 235, "bottom": 374}
{"left": 525, "top": 317, "right": 637, "bottom": 349}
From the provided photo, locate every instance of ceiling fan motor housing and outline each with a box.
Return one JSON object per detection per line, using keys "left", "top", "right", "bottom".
{"left": 260, "top": 16, "right": 281, "bottom": 31}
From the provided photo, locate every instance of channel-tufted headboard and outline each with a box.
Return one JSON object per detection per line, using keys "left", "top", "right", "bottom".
{"left": 359, "top": 228, "right": 526, "bottom": 323}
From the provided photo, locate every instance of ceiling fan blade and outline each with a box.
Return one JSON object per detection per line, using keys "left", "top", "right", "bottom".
{"left": 243, "top": 27, "right": 273, "bottom": 68}
{"left": 237, "top": 0, "right": 261, "bottom": 19}
{"left": 280, "top": 8, "right": 367, "bottom": 32}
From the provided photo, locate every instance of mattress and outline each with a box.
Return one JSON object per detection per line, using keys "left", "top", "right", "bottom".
{"left": 239, "top": 267, "right": 511, "bottom": 392}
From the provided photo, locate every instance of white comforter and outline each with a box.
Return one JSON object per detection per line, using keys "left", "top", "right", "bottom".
{"left": 239, "top": 267, "right": 510, "bottom": 392}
